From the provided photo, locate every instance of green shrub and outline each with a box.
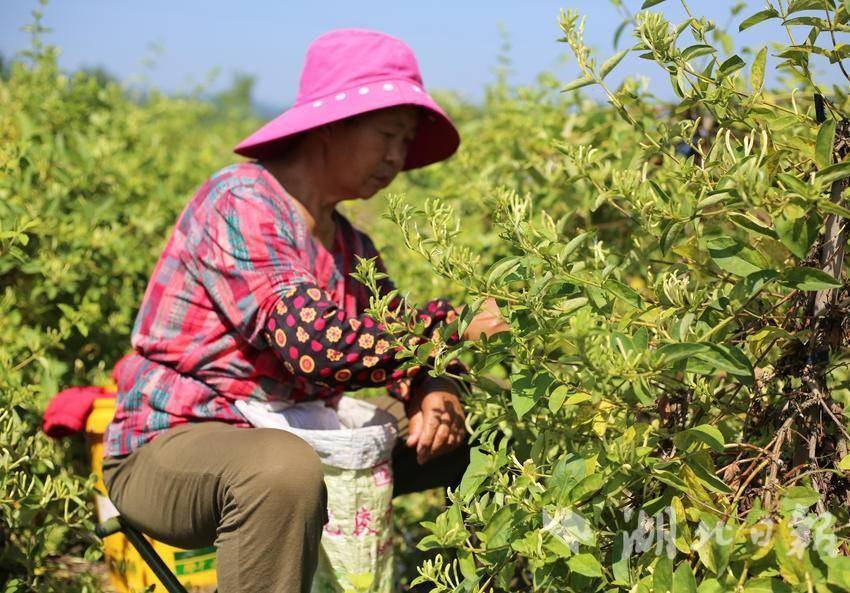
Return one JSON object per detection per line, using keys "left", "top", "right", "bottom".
{"left": 0, "top": 10, "right": 257, "bottom": 590}
{"left": 356, "top": 2, "right": 850, "bottom": 591}
{"left": 7, "top": 1, "right": 850, "bottom": 591}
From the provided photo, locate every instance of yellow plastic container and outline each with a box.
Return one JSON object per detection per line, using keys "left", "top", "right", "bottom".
{"left": 86, "top": 395, "right": 218, "bottom": 593}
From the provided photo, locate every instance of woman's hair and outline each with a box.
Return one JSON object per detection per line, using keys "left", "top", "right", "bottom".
{"left": 253, "top": 133, "right": 306, "bottom": 164}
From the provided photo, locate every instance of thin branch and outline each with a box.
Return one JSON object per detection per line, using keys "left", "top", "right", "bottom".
{"left": 823, "top": 0, "right": 850, "bottom": 84}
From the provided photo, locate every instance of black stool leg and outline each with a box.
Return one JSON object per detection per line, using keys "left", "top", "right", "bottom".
{"left": 96, "top": 516, "right": 189, "bottom": 593}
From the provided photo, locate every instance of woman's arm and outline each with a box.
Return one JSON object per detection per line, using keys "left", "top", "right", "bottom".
{"left": 192, "top": 182, "right": 472, "bottom": 403}
{"left": 261, "top": 282, "right": 463, "bottom": 396}
{"left": 365, "top": 242, "right": 472, "bottom": 403}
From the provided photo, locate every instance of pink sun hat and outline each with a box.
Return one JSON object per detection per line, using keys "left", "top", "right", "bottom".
{"left": 233, "top": 28, "right": 461, "bottom": 170}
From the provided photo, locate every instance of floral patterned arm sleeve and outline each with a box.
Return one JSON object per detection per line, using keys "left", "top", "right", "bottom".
{"left": 368, "top": 248, "right": 472, "bottom": 403}
{"left": 263, "top": 283, "right": 462, "bottom": 399}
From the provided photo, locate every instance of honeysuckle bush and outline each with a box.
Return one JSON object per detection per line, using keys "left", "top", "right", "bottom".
{"left": 8, "top": 1, "right": 850, "bottom": 592}
{"left": 0, "top": 10, "right": 258, "bottom": 590}
{"left": 354, "top": 1, "right": 850, "bottom": 591}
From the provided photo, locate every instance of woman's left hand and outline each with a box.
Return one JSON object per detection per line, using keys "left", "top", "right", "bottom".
{"left": 405, "top": 378, "right": 466, "bottom": 465}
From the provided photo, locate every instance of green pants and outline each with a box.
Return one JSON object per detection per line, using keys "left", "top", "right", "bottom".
{"left": 102, "top": 396, "right": 469, "bottom": 593}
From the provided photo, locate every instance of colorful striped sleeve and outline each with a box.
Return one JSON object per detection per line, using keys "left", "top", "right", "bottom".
{"left": 189, "top": 183, "right": 316, "bottom": 350}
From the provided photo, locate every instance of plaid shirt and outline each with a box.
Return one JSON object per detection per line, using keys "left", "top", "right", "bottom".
{"left": 104, "top": 162, "right": 464, "bottom": 458}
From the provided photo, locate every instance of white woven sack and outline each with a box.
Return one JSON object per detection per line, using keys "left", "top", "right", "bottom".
{"left": 234, "top": 396, "right": 398, "bottom": 593}
{"left": 235, "top": 397, "right": 397, "bottom": 470}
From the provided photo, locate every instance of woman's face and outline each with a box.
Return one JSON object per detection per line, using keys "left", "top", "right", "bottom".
{"left": 324, "top": 105, "right": 419, "bottom": 200}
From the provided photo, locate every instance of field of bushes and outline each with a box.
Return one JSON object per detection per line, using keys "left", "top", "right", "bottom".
{"left": 6, "top": 1, "right": 850, "bottom": 591}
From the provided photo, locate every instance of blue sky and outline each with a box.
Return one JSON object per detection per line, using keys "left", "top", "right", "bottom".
{"left": 1, "top": 1, "right": 845, "bottom": 110}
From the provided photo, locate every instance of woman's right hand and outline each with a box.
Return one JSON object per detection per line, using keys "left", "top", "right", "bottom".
{"left": 458, "top": 297, "right": 510, "bottom": 341}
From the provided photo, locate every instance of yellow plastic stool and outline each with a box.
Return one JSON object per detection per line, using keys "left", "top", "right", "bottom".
{"left": 86, "top": 396, "right": 218, "bottom": 592}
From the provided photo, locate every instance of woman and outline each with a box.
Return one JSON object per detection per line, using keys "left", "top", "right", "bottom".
{"left": 102, "top": 29, "right": 508, "bottom": 593}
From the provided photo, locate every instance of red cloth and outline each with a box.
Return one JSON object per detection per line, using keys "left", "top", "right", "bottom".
{"left": 42, "top": 386, "right": 113, "bottom": 438}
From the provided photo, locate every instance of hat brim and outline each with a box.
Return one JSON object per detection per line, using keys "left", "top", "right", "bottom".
{"left": 233, "top": 80, "right": 460, "bottom": 171}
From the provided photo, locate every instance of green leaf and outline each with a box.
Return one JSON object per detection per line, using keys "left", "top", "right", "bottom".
{"left": 486, "top": 256, "right": 522, "bottom": 287}
{"left": 776, "top": 45, "right": 814, "bottom": 64}
{"left": 775, "top": 213, "right": 820, "bottom": 259}
{"left": 817, "top": 161, "right": 850, "bottom": 187}
{"left": 788, "top": 0, "right": 829, "bottom": 12}
{"left": 560, "top": 232, "right": 589, "bottom": 261}
{"left": 818, "top": 199, "right": 850, "bottom": 218}
{"left": 548, "top": 384, "right": 569, "bottom": 413}
{"left": 613, "top": 20, "right": 630, "bottom": 49}
{"left": 457, "top": 548, "right": 478, "bottom": 581}
{"left": 751, "top": 46, "right": 767, "bottom": 91}
{"left": 681, "top": 44, "right": 716, "bottom": 61}
{"left": 511, "top": 370, "right": 552, "bottom": 419}
{"left": 570, "top": 473, "right": 605, "bottom": 504}
{"left": 648, "top": 179, "right": 671, "bottom": 203}
{"left": 706, "top": 236, "right": 768, "bottom": 277}
{"left": 743, "top": 577, "right": 793, "bottom": 593}
{"left": 674, "top": 563, "right": 698, "bottom": 593}
{"left": 482, "top": 505, "right": 517, "bottom": 549}
{"left": 777, "top": 172, "right": 814, "bottom": 197}
{"left": 660, "top": 220, "right": 684, "bottom": 254}
{"left": 600, "top": 49, "right": 629, "bottom": 79}
{"left": 603, "top": 278, "right": 643, "bottom": 309}
{"left": 641, "top": 0, "right": 667, "bottom": 7}
{"left": 688, "top": 459, "right": 733, "bottom": 494}
{"left": 656, "top": 342, "right": 707, "bottom": 365}
{"left": 658, "top": 342, "right": 754, "bottom": 383}
{"left": 718, "top": 55, "right": 745, "bottom": 76}
{"left": 556, "top": 296, "right": 588, "bottom": 316}
{"left": 830, "top": 43, "right": 850, "bottom": 63}
{"left": 731, "top": 270, "right": 779, "bottom": 303}
{"left": 739, "top": 8, "right": 780, "bottom": 31}
{"left": 728, "top": 212, "right": 778, "bottom": 239}
{"left": 689, "top": 343, "right": 754, "bottom": 383}
{"left": 674, "top": 424, "right": 726, "bottom": 452}
{"left": 416, "top": 533, "right": 442, "bottom": 551}
{"left": 695, "top": 518, "right": 734, "bottom": 575}
{"left": 548, "top": 453, "right": 589, "bottom": 494}
{"left": 458, "top": 447, "right": 491, "bottom": 499}
{"left": 610, "top": 536, "right": 631, "bottom": 585}
{"left": 566, "top": 392, "right": 592, "bottom": 405}
{"left": 674, "top": 17, "right": 694, "bottom": 38}
{"left": 562, "top": 76, "right": 595, "bottom": 93}
{"left": 511, "top": 387, "right": 536, "bottom": 419}
{"left": 698, "top": 189, "right": 740, "bottom": 209}
{"left": 698, "top": 579, "right": 725, "bottom": 593}
{"left": 780, "top": 267, "right": 842, "bottom": 291}
{"left": 585, "top": 285, "right": 610, "bottom": 311}
{"left": 783, "top": 15, "right": 829, "bottom": 27}
{"left": 838, "top": 453, "right": 850, "bottom": 471}
{"left": 778, "top": 485, "right": 820, "bottom": 513}
{"left": 544, "top": 508, "right": 596, "bottom": 555}
{"left": 816, "top": 119, "right": 837, "bottom": 170}
{"left": 653, "top": 468, "right": 690, "bottom": 491}
{"left": 567, "top": 553, "right": 603, "bottom": 578}
{"left": 653, "top": 556, "right": 673, "bottom": 593}
{"left": 826, "top": 555, "right": 850, "bottom": 588}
